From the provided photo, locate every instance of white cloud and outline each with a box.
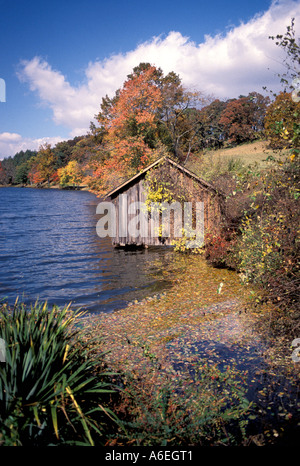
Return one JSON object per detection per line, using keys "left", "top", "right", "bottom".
{"left": 0, "top": 132, "right": 22, "bottom": 142}
{"left": 14, "top": 0, "right": 300, "bottom": 146}
{"left": 0, "top": 133, "right": 64, "bottom": 159}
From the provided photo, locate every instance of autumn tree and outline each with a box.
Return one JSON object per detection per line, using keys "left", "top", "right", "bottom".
{"left": 0, "top": 161, "right": 6, "bottom": 184}
{"left": 219, "top": 93, "right": 269, "bottom": 145}
{"left": 91, "top": 63, "right": 214, "bottom": 194}
{"left": 92, "top": 64, "right": 164, "bottom": 194}
{"left": 105, "top": 64, "right": 162, "bottom": 163}
{"left": 156, "top": 71, "right": 212, "bottom": 161}
{"left": 28, "top": 162, "right": 44, "bottom": 185}
{"left": 69, "top": 136, "right": 98, "bottom": 164}
{"left": 248, "top": 92, "right": 270, "bottom": 133}
{"left": 57, "top": 160, "right": 83, "bottom": 186}
{"left": 193, "top": 99, "right": 228, "bottom": 149}
{"left": 264, "top": 91, "right": 300, "bottom": 149}
{"left": 28, "top": 144, "right": 57, "bottom": 184}
{"left": 1, "top": 157, "right": 16, "bottom": 184}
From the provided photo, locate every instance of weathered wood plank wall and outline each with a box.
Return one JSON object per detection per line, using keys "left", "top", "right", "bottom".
{"left": 109, "top": 161, "right": 222, "bottom": 247}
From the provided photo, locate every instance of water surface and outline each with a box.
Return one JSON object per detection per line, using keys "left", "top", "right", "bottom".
{"left": 0, "top": 187, "right": 174, "bottom": 313}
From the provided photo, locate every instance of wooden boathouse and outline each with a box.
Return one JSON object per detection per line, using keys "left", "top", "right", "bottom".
{"left": 104, "top": 156, "right": 223, "bottom": 248}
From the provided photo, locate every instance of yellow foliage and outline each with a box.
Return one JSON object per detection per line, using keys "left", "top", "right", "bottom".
{"left": 57, "top": 160, "right": 82, "bottom": 186}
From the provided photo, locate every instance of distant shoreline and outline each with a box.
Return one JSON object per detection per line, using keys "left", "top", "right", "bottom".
{"left": 0, "top": 183, "right": 90, "bottom": 191}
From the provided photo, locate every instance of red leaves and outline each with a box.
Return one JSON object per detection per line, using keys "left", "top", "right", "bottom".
{"left": 0, "top": 161, "right": 6, "bottom": 184}
{"left": 27, "top": 144, "right": 57, "bottom": 184}
{"left": 103, "top": 65, "right": 162, "bottom": 140}
{"left": 28, "top": 167, "right": 44, "bottom": 184}
{"left": 93, "top": 65, "right": 163, "bottom": 195}
{"left": 219, "top": 95, "right": 269, "bottom": 145}
{"left": 204, "top": 232, "right": 235, "bottom": 267}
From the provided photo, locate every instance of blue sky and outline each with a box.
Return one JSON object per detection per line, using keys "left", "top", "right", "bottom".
{"left": 0, "top": 0, "right": 299, "bottom": 158}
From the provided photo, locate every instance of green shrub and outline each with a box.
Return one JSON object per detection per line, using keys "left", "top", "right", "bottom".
{"left": 234, "top": 215, "right": 284, "bottom": 285}
{"left": 0, "top": 300, "right": 120, "bottom": 446}
{"left": 234, "top": 157, "right": 299, "bottom": 293}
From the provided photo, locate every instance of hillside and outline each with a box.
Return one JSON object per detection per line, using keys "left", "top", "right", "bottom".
{"left": 186, "top": 140, "right": 286, "bottom": 178}
{"left": 204, "top": 140, "right": 281, "bottom": 165}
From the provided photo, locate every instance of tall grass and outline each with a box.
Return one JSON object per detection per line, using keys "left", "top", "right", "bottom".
{"left": 0, "top": 300, "right": 120, "bottom": 446}
{"left": 188, "top": 153, "right": 248, "bottom": 184}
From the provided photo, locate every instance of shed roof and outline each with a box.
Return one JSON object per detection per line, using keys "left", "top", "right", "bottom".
{"left": 105, "top": 156, "right": 221, "bottom": 198}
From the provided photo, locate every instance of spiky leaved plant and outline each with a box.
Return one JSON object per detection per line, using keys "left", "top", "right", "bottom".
{"left": 0, "top": 300, "right": 121, "bottom": 446}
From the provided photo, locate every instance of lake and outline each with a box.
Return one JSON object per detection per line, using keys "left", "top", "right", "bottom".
{"left": 0, "top": 187, "right": 175, "bottom": 314}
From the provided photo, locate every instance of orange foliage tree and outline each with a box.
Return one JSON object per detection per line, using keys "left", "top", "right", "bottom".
{"left": 28, "top": 144, "right": 58, "bottom": 184}
{"left": 27, "top": 164, "right": 44, "bottom": 184}
{"left": 219, "top": 93, "right": 269, "bottom": 145}
{"left": 92, "top": 64, "right": 163, "bottom": 195}
{"left": 91, "top": 63, "right": 213, "bottom": 195}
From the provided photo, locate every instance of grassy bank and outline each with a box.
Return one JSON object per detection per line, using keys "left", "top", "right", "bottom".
{"left": 203, "top": 140, "right": 283, "bottom": 166}
{"left": 185, "top": 140, "right": 284, "bottom": 178}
